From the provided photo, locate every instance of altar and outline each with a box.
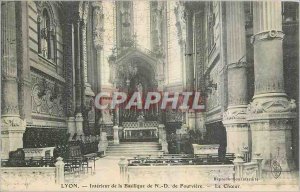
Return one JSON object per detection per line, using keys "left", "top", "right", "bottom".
{"left": 122, "top": 121, "right": 159, "bottom": 141}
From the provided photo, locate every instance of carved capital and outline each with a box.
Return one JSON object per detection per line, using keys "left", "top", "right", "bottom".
{"left": 251, "top": 30, "right": 284, "bottom": 44}
{"left": 1, "top": 116, "right": 26, "bottom": 131}
{"left": 247, "top": 97, "right": 296, "bottom": 115}
{"left": 223, "top": 106, "right": 247, "bottom": 121}
{"left": 227, "top": 61, "right": 247, "bottom": 69}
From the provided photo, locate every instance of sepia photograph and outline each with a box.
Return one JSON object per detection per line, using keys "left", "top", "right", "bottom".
{"left": 0, "top": 0, "right": 299, "bottom": 191}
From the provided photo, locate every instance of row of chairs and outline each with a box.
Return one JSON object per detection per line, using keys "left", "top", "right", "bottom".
{"left": 64, "top": 146, "right": 97, "bottom": 175}
{"left": 128, "top": 153, "right": 235, "bottom": 166}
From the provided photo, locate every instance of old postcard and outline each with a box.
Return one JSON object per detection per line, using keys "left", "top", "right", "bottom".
{"left": 0, "top": 0, "right": 299, "bottom": 191}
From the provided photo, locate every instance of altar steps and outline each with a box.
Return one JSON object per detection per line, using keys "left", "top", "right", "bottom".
{"left": 106, "top": 142, "right": 163, "bottom": 157}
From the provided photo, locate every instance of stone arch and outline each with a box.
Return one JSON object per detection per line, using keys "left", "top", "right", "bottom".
{"left": 116, "top": 49, "right": 158, "bottom": 78}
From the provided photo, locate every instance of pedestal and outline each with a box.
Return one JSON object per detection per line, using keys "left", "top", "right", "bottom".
{"left": 158, "top": 124, "right": 168, "bottom": 153}
{"left": 223, "top": 106, "right": 249, "bottom": 154}
{"left": 1, "top": 116, "right": 26, "bottom": 159}
{"left": 98, "top": 132, "right": 108, "bottom": 155}
{"left": 158, "top": 124, "right": 165, "bottom": 144}
{"left": 75, "top": 113, "right": 84, "bottom": 136}
{"left": 187, "top": 112, "right": 195, "bottom": 129}
{"left": 113, "top": 125, "right": 119, "bottom": 144}
{"left": 247, "top": 95, "right": 296, "bottom": 171}
{"left": 67, "top": 117, "right": 76, "bottom": 140}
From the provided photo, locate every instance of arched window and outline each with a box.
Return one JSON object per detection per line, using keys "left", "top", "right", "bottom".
{"left": 37, "top": 8, "right": 56, "bottom": 62}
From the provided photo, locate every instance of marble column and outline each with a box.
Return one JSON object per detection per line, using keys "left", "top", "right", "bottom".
{"left": 15, "top": 1, "right": 31, "bottom": 122}
{"left": 185, "top": 9, "right": 194, "bottom": 91}
{"left": 80, "top": 17, "right": 94, "bottom": 135}
{"left": 92, "top": 2, "right": 106, "bottom": 141}
{"left": 247, "top": 1, "right": 296, "bottom": 172}
{"left": 64, "top": 12, "right": 76, "bottom": 137}
{"left": 222, "top": 2, "right": 249, "bottom": 155}
{"left": 81, "top": 8, "right": 94, "bottom": 98}
{"left": 74, "top": 15, "right": 84, "bottom": 136}
{"left": 80, "top": 4, "right": 95, "bottom": 136}
{"left": 1, "top": 2, "right": 26, "bottom": 159}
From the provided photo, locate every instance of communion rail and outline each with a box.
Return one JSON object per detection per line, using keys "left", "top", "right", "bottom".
{"left": 119, "top": 154, "right": 263, "bottom": 184}
{"left": 0, "top": 157, "right": 64, "bottom": 191}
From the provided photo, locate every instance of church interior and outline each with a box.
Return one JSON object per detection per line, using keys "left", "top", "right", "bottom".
{"left": 1, "top": 0, "right": 299, "bottom": 189}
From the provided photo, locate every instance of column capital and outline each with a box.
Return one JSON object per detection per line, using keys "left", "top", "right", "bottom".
{"left": 251, "top": 30, "right": 285, "bottom": 44}
{"left": 227, "top": 61, "right": 247, "bottom": 69}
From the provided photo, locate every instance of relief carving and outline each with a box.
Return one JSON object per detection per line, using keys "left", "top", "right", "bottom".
{"left": 223, "top": 108, "right": 247, "bottom": 120}
{"left": 1, "top": 118, "right": 24, "bottom": 127}
{"left": 247, "top": 98, "right": 296, "bottom": 114}
{"left": 31, "top": 72, "right": 65, "bottom": 118}
{"left": 92, "top": 2, "right": 104, "bottom": 49}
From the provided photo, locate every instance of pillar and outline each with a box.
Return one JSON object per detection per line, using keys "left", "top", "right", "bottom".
{"left": 74, "top": 14, "right": 83, "bottom": 121}
{"left": 92, "top": 2, "right": 104, "bottom": 134}
{"left": 223, "top": 2, "right": 249, "bottom": 154}
{"left": 185, "top": 9, "right": 194, "bottom": 91}
{"left": 80, "top": 8, "right": 95, "bottom": 135}
{"left": 75, "top": 113, "right": 84, "bottom": 137}
{"left": 247, "top": 1, "right": 296, "bottom": 172}
{"left": 81, "top": 9, "right": 94, "bottom": 98}
{"left": 67, "top": 117, "right": 76, "bottom": 140}
{"left": 64, "top": 12, "right": 75, "bottom": 125}
{"left": 113, "top": 126, "right": 120, "bottom": 144}
{"left": 98, "top": 132, "right": 108, "bottom": 154}
{"left": 15, "top": 1, "right": 31, "bottom": 121}
{"left": 1, "top": 2, "right": 26, "bottom": 159}
{"left": 55, "top": 157, "right": 65, "bottom": 185}
{"left": 158, "top": 124, "right": 168, "bottom": 153}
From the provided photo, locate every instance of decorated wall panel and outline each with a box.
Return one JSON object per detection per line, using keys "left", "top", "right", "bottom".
{"left": 31, "top": 70, "right": 66, "bottom": 120}
{"left": 206, "top": 64, "right": 221, "bottom": 112}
